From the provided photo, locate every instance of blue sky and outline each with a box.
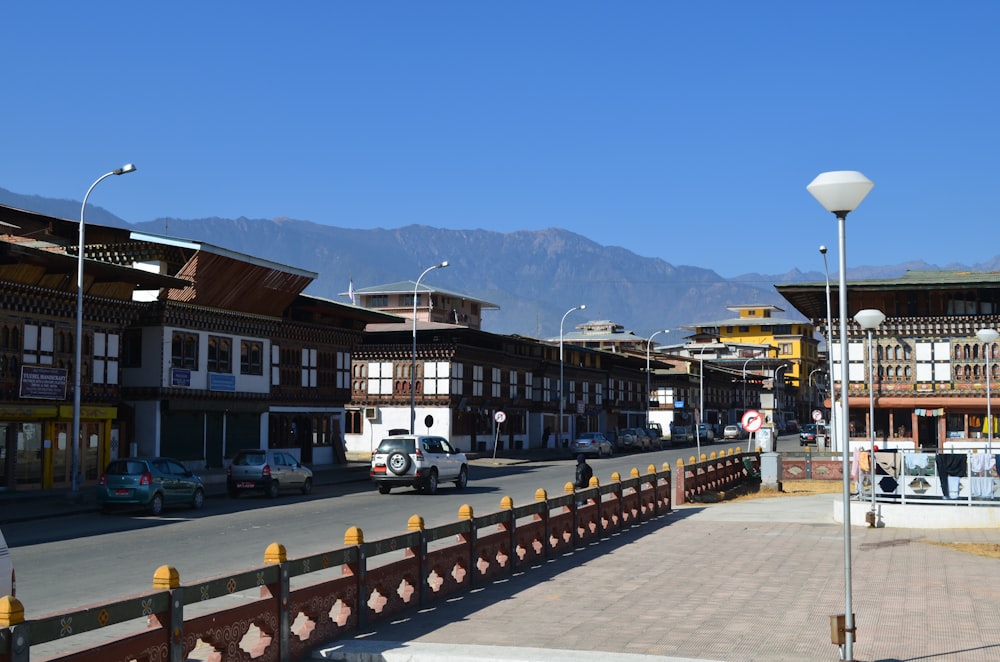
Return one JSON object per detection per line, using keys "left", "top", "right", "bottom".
{"left": 2, "top": 2, "right": 997, "bottom": 278}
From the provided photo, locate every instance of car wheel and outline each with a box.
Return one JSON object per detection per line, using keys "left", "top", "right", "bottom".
{"left": 267, "top": 481, "right": 280, "bottom": 499}
{"left": 191, "top": 488, "right": 205, "bottom": 510}
{"left": 424, "top": 470, "right": 438, "bottom": 494}
{"left": 387, "top": 451, "right": 412, "bottom": 476}
{"left": 301, "top": 477, "right": 313, "bottom": 495}
{"left": 454, "top": 466, "right": 468, "bottom": 490}
{"left": 148, "top": 493, "right": 164, "bottom": 516}
{"left": 378, "top": 484, "right": 392, "bottom": 494}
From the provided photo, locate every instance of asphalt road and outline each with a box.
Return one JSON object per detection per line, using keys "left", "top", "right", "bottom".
{"left": 4, "top": 435, "right": 797, "bottom": 617}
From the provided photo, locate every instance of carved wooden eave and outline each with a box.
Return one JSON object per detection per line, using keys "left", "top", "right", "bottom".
{"left": 0, "top": 236, "right": 189, "bottom": 296}
{"left": 121, "top": 231, "right": 317, "bottom": 318}
{"left": 777, "top": 270, "right": 1000, "bottom": 321}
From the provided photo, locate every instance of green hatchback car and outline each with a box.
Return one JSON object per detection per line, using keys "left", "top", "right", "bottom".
{"left": 97, "top": 457, "right": 206, "bottom": 516}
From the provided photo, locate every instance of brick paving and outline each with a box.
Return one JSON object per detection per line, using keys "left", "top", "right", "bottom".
{"left": 314, "top": 494, "right": 1000, "bottom": 662}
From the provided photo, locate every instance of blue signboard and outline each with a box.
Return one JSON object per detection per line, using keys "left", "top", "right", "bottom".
{"left": 210, "top": 373, "right": 236, "bottom": 392}
{"left": 171, "top": 368, "right": 191, "bottom": 387}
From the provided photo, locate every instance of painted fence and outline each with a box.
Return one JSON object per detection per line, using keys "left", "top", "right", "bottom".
{"left": 0, "top": 452, "right": 757, "bottom": 662}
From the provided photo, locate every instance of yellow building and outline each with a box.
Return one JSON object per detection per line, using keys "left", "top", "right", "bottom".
{"left": 685, "top": 305, "right": 821, "bottom": 423}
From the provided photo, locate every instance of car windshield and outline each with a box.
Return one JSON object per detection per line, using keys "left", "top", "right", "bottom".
{"left": 377, "top": 438, "right": 416, "bottom": 454}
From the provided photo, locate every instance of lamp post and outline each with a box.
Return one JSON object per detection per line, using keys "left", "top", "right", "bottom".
{"left": 742, "top": 357, "right": 755, "bottom": 410}
{"left": 410, "top": 261, "right": 449, "bottom": 433}
{"left": 695, "top": 344, "right": 712, "bottom": 461}
{"left": 977, "top": 328, "right": 999, "bottom": 456}
{"left": 646, "top": 330, "right": 669, "bottom": 427}
{"left": 854, "top": 309, "right": 885, "bottom": 523}
{"left": 773, "top": 363, "right": 790, "bottom": 440}
{"left": 808, "top": 367, "right": 824, "bottom": 412}
{"left": 808, "top": 169, "right": 874, "bottom": 662}
{"left": 71, "top": 164, "right": 136, "bottom": 497}
{"left": 820, "top": 245, "right": 839, "bottom": 452}
{"left": 559, "top": 305, "right": 586, "bottom": 447}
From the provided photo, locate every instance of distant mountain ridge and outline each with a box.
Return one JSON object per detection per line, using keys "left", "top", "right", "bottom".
{"left": 2, "top": 186, "right": 991, "bottom": 338}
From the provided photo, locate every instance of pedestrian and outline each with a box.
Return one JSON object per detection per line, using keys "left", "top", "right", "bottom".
{"left": 575, "top": 454, "right": 593, "bottom": 489}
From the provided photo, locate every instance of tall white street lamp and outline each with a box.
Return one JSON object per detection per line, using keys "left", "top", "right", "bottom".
{"left": 808, "top": 169, "right": 874, "bottom": 662}
{"left": 410, "top": 261, "right": 449, "bottom": 433}
{"left": 71, "top": 163, "right": 136, "bottom": 497}
{"left": 646, "top": 330, "right": 669, "bottom": 427}
{"left": 977, "top": 328, "right": 999, "bottom": 456}
{"left": 742, "top": 358, "right": 751, "bottom": 410}
{"left": 820, "top": 246, "right": 839, "bottom": 451}
{"left": 559, "top": 305, "right": 586, "bottom": 447}
{"left": 774, "top": 363, "right": 790, "bottom": 428}
{"left": 809, "top": 367, "right": 825, "bottom": 412}
{"left": 695, "top": 344, "right": 712, "bottom": 461}
{"left": 855, "top": 308, "right": 885, "bottom": 523}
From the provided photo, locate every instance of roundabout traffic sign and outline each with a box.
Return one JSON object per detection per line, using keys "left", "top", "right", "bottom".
{"left": 741, "top": 409, "right": 763, "bottom": 433}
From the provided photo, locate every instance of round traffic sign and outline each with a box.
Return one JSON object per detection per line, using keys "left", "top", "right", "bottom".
{"left": 812, "top": 409, "right": 823, "bottom": 422}
{"left": 741, "top": 409, "right": 763, "bottom": 433}
{"left": 494, "top": 411, "right": 507, "bottom": 424}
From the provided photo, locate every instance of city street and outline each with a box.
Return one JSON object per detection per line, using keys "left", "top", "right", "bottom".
{"left": 3, "top": 438, "right": 778, "bottom": 617}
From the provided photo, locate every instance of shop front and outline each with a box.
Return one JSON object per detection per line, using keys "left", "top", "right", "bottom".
{"left": 0, "top": 404, "right": 115, "bottom": 491}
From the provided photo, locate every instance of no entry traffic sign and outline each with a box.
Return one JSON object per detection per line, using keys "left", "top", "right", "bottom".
{"left": 741, "top": 409, "right": 763, "bottom": 433}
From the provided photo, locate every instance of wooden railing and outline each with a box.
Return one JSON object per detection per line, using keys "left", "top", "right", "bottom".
{"left": 673, "top": 449, "right": 760, "bottom": 505}
{"left": 3, "top": 457, "right": 752, "bottom": 662}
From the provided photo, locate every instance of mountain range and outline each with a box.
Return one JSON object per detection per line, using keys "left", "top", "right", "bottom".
{"left": 0, "top": 186, "right": 987, "bottom": 340}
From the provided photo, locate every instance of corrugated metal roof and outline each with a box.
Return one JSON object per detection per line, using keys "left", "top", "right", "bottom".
{"left": 350, "top": 280, "right": 499, "bottom": 308}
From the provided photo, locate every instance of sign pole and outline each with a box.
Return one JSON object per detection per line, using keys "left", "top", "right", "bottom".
{"left": 492, "top": 411, "right": 507, "bottom": 460}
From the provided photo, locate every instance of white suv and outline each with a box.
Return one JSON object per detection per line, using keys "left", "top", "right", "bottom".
{"left": 370, "top": 435, "right": 469, "bottom": 494}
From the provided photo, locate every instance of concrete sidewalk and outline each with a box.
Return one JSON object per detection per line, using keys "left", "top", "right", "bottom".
{"left": 313, "top": 494, "right": 1000, "bottom": 662}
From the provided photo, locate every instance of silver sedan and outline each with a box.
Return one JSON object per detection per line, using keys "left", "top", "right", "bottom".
{"left": 572, "top": 432, "right": 614, "bottom": 457}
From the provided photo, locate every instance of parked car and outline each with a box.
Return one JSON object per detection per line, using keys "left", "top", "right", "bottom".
{"left": 723, "top": 424, "right": 747, "bottom": 440}
{"left": 227, "top": 450, "right": 314, "bottom": 498}
{"left": 0, "top": 526, "right": 13, "bottom": 598}
{"left": 783, "top": 419, "right": 801, "bottom": 434}
{"left": 370, "top": 434, "right": 468, "bottom": 494}
{"left": 696, "top": 423, "right": 715, "bottom": 441}
{"left": 572, "top": 432, "right": 614, "bottom": 457}
{"left": 97, "top": 457, "right": 205, "bottom": 516}
{"left": 670, "top": 425, "right": 693, "bottom": 443}
{"left": 616, "top": 428, "right": 649, "bottom": 451}
{"left": 644, "top": 426, "right": 664, "bottom": 449}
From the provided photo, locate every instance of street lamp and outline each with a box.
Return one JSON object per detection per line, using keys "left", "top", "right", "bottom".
{"left": 808, "top": 367, "right": 824, "bottom": 413}
{"left": 773, "top": 363, "right": 790, "bottom": 442}
{"left": 808, "top": 169, "right": 874, "bottom": 662}
{"left": 976, "top": 328, "right": 999, "bottom": 456}
{"left": 820, "top": 246, "right": 839, "bottom": 452}
{"left": 854, "top": 308, "right": 885, "bottom": 523}
{"left": 559, "top": 305, "right": 586, "bottom": 447}
{"left": 410, "top": 261, "right": 449, "bottom": 433}
{"left": 742, "top": 356, "right": 755, "bottom": 411}
{"left": 695, "top": 344, "right": 712, "bottom": 460}
{"left": 646, "top": 329, "right": 669, "bottom": 427}
{"left": 71, "top": 163, "right": 136, "bottom": 497}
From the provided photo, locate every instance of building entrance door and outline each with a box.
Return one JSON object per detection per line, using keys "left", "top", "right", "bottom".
{"left": 52, "top": 422, "right": 102, "bottom": 487}
{"left": 917, "top": 416, "right": 938, "bottom": 450}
